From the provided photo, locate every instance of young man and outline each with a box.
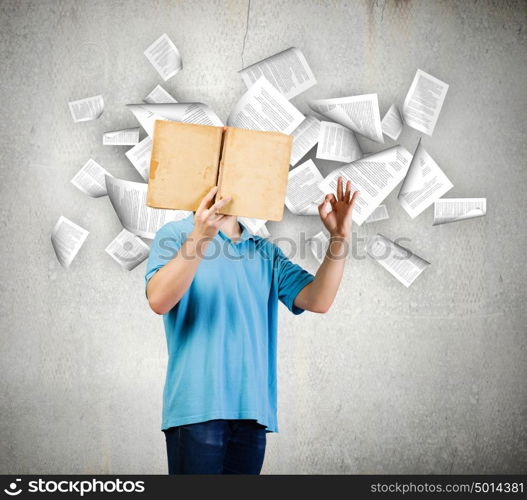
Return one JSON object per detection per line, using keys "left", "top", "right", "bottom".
{"left": 146, "top": 176, "right": 357, "bottom": 474}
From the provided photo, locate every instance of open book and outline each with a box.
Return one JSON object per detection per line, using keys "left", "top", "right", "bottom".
{"left": 147, "top": 121, "right": 292, "bottom": 221}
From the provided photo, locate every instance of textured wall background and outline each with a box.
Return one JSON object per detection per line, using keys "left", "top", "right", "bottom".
{"left": 1, "top": 0, "right": 526, "bottom": 474}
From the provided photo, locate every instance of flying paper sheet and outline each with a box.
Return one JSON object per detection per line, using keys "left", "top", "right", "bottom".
{"left": 103, "top": 128, "right": 140, "bottom": 146}
{"left": 290, "top": 115, "right": 321, "bottom": 166}
{"left": 381, "top": 104, "right": 404, "bottom": 141}
{"left": 285, "top": 159, "right": 325, "bottom": 215}
{"left": 364, "top": 204, "right": 389, "bottom": 224}
{"left": 433, "top": 198, "right": 486, "bottom": 226}
{"left": 254, "top": 224, "right": 271, "bottom": 239}
{"left": 398, "top": 139, "right": 453, "bottom": 218}
{"left": 309, "top": 94, "right": 384, "bottom": 143}
{"left": 68, "top": 95, "right": 104, "bottom": 122}
{"left": 144, "top": 84, "right": 177, "bottom": 104}
{"left": 240, "top": 47, "right": 316, "bottom": 100}
{"left": 125, "top": 136, "right": 152, "bottom": 181}
{"left": 105, "top": 229, "right": 150, "bottom": 271}
{"left": 368, "top": 234, "right": 430, "bottom": 288}
{"left": 51, "top": 216, "right": 89, "bottom": 268}
{"left": 403, "top": 69, "right": 449, "bottom": 136}
{"left": 227, "top": 77, "right": 305, "bottom": 134}
{"left": 105, "top": 176, "right": 190, "bottom": 239}
{"left": 144, "top": 33, "right": 182, "bottom": 81}
{"left": 316, "top": 121, "right": 362, "bottom": 163}
{"left": 71, "top": 159, "right": 113, "bottom": 198}
{"left": 319, "top": 145, "right": 413, "bottom": 225}
{"left": 239, "top": 217, "right": 267, "bottom": 235}
{"left": 127, "top": 103, "right": 223, "bottom": 136}
{"left": 308, "top": 231, "right": 329, "bottom": 264}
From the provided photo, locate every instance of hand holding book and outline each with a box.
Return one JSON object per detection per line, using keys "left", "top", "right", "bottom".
{"left": 191, "top": 186, "right": 233, "bottom": 240}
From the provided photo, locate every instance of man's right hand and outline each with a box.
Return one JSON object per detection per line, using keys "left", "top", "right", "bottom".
{"left": 147, "top": 187, "right": 231, "bottom": 315}
{"left": 191, "top": 186, "right": 232, "bottom": 240}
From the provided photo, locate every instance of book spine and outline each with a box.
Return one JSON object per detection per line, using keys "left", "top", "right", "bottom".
{"left": 216, "top": 128, "right": 230, "bottom": 202}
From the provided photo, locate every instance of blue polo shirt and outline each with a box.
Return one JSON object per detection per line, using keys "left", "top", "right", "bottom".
{"left": 145, "top": 214, "right": 314, "bottom": 433}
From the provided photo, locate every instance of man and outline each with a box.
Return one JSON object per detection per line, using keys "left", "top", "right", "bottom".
{"left": 145, "top": 176, "right": 358, "bottom": 474}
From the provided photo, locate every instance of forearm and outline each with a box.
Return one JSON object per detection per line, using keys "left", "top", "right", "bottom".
{"left": 295, "top": 236, "right": 349, "bottom": 313}
{"left": 147, "top": 230, "right": 209, "bottom": 314}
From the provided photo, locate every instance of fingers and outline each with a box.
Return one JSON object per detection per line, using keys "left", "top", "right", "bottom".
{"left": 350, "top": 190, "right": 359, "bottom": 207}
{"left": 209, "top": 214, "right": 225, "bottom": 225}
{"left": 196, "top": 186, "right": 218, "bottom": 214}
{"left": 344, "top": 180, "right": 351, "bottom": 203}
{"left": 318, "top": 198, "right": 329, "bottom": 219}
{"left": 206, "top": 196, "right": 232, "bottom": 216}
{"left": 318, "top": 193, "right": 336, "bottom": 219}
{"left": 326, "top": 193, "right": 337, "bottom": 207}
{"left": 337, "top": 176, "right": 344, "bottom": 201}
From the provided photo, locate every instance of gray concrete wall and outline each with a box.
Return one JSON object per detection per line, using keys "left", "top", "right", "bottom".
{"left": 1, "top": 0, "right": 526, "bottom": 474}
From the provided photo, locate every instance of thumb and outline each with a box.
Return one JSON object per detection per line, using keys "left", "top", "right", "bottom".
{"left": 318, "top": 199, "right": 327, "bottom": 219}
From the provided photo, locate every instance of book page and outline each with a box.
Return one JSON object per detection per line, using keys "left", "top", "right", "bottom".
{"left": 285, "top": 159, "right": 325, "bottom": 215}
{"left": 240, "top": 47, "right": 316, "bottom": 99}
{"left": 316, "top": 121, "right": 362, "bottom": 163}
{"left": 128, "top": 103, "right": 223, "bottom": 136}
{"left": 68, "top": 95, "right": 104, "bottom": 122}
{"left": 143, "top": 84, "right": 177, "bottom": 104}
{"left": 125, "top": 136, "right": 152, "bottom": 181}
{"left": 290, "top": 115, "right": 320, "bottom": 166}
{"left": 433, "top": 198, "right": 486, "bottom": 226}
{"left": 71, "top": 159, "right": 113, "bottom": 198}
{"left": 218, "top": 127, "right": 292, "bottom": 220}
{"left": 144, "top": 33, "right": 182, "bottom": 81}
{"left": 318, "top": 145, "right": 413, "bottom": 225}
{"left": 368, "top": 234, "right": 430, "bottom": 287}
{"left": 381, "top": 104, "right": 403, "bottom": 141}
{"left": 398, "top": 139, "right": 453, "bottom": 218}
{"left": 403, "top": 69, "right": 449, "bottom": 136}
{"left": 105, "top": 176, "right": 190, "bottom": 239}
{"left": 308, "top": 231, "right": 329, "bottom": 263}
{"left": 227, "top": 77, "right": 304, "bottom": 134}
{"left": 364, "top": 204, "right": 389, "bottom": 223}
{"left": 103, "top": 128, "right": 140, "bottom": 146}
{"left": 51, "top": 216, "right": 89, "bottom": 268}
{"left": 148, "top": 121, "right": 223, "bottom": 211}
{"left": 105, "top": 229, "right": 150, "bottom": 271}
{"left": 309, "top": 94, "right": 383, "bottom": 143}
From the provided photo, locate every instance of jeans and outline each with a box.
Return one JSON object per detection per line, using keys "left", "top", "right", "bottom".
{"left": 163, "top": 419, "right": 267, "bottom": 474}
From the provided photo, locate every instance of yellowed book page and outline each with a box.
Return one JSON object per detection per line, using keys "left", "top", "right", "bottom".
{"left": 147, "top": 121, "right": 223, "bottom": 210}
{"left": 217, "top": 127, "right": 292, "bottom": 221}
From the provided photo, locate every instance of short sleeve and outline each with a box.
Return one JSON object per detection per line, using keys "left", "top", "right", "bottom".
{"left": 274, "top": 246, "right": 315, "bottom": 315}
{"left": 144, "top": 222, "right": 187, "bottom": 294}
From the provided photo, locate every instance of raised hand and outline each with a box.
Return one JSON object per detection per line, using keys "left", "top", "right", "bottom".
{"left": 192, "top": 186, "right": 232, "bottom": 240}
{"left": 318, "top": 176, "right": 358, "bottom": 238}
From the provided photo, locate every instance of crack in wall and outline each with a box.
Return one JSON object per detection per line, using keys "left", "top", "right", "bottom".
{"left": 370, "top": 0, "right": 387, "bottom": 22}
{"left": 241, "top": 0, "right": 252, "bottom": 68}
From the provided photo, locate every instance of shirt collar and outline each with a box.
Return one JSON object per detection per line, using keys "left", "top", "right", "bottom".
{"left": 219, "top": 220, "right": 254, "bottom": 244}
{"left": 236, "top": 221, "right": 254, "bottom": 242}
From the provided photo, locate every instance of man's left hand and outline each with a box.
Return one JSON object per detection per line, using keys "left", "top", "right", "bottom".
{"left": 318, "top": 176, "right": 358, "bottom": 238}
